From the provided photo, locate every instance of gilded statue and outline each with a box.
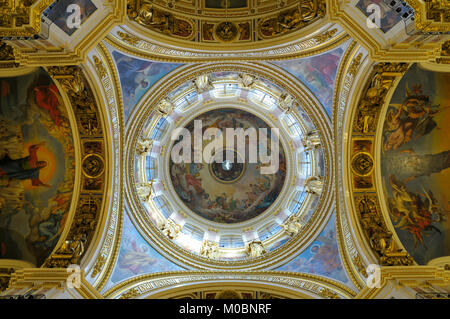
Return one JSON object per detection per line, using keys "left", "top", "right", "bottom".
{"left": 278, "top": 92, "right": 296, "bottom": 113}
{"left": 160, "top": 218, "right": 181, "bottom": 240}
{"left": 304, "top": 175, "right": 323, "bottom": 195}
{"left": 156, "top": 98, "right": 174, "bottom": 115}
{"left": 301, "top": 130, "right": 321, "bottom": 152}
{"left": 136, "top": 181, "right": 153, "bottom": 202}
{"left": 193, "top": 74, "right": 214, "bottom": 93}
{"left": 136, "top": 137, "right": 153, "bottom": 156}
{"left": 200, "top": 240, "right": 219, "bottom": 259}
{"left": 283, "top": 215, "right": 304, "bottom": 236}
{"left": 237, "top": 73, "right": 256, "bottom": 88}
{"left": 246, "top": 240, "right": 266, "bottom": 258}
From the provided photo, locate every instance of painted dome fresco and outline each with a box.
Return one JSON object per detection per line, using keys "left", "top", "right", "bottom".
{"left": 169, "top": 108, "right": 287, "bottom": 224}
{"left": 127, "top": 68, "right": 331, "bottom": 266}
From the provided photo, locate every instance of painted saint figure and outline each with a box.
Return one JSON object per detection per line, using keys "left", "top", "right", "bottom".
{"left": 0, "top": 142, "right": 50, "bottom": 187}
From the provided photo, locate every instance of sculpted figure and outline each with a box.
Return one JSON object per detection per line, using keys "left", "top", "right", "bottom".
{"left": 305, "top": 175, "right": 323, "bottom": 195}
{"left": 156, "top": 98, "right": 174, "bottom": 115}
{"left": 278, "top": 92, "right": 296, "bottom": 113}
{"left": 193, "top": 74, "right": 214, "bottom": 93}
{"left": 200, "top": 240, "right": 219, "bottom": 259}
{"left": 136, "top": 181, "right": 153, "bottom": 202}
{"left": 283, "top": 215, "right": 304, "bottom": 236}
{"left": 160, "top": 218, "right": 181, "bottom": 240}
{"left": 136, "top": 138, "right": 153, "bottom": 156}
{"left": 246, "top": 240, "right": 266, "bottom": 258}
{"left": 237, "top": 73, "right": 256, "bottom": 88}
{"left": 301, "top": 130, "right": 321, "bottom": 152}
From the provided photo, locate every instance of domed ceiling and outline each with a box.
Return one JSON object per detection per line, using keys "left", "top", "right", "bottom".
{"left": 126, "top": 67, "right": 333, "bottom": 267}
{"left": 1, "top": 0, "right": 450, "bottom": 301}
{"left": 169, "top": 108, "right": 287, "bottom": 224}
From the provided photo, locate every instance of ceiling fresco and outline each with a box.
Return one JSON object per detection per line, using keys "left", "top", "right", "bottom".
{"left": 276, "top": 211, "right": 354, "bottom": 287}
{"left": 380, "top": 64, "right": 450, "bottom": 265}
{"left": 169, "top": 108, "right": 287, "bottom": 224}
{"left": 110, "top": 49, "right": 182, "bottom": 122}
{"left": 273, "top": 41, "right": 350, "bottom": 118}
{"left": 106, "top": 210, "right": 184, "bottom": 290}
{"left": 0, "top": 68, "right": 75, "bottom": 266}
{"left": 1, "top": 0, "right": 449, "bottom": 301}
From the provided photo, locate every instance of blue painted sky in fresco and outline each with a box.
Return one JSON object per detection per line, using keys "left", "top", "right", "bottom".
{"left": 108, "top": 211, "right": 183, "bottom": 285}
{"left": 276, "top": 211, "right": 351, "bottom": 284}
{"left": 111, "top": 50, "right": 182, "bottom": 122}
{"left": 273, "top": 41, "right": 350, "bottom": 118}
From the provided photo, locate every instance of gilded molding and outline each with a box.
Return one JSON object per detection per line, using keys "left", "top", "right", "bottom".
{"left": 104, "top": 271, "right": 357, "bottom": 299}
{"left": 406, "top": 0, "right": 450, "bottom": 32}
{"left": 333, "top": 41, "right": 368, "bottom": 290}
{"left": 106, "top": 23, "right": 350, "bottom": 63}
{"left": 84, "top": 42, "right": 125, "bottom": 293}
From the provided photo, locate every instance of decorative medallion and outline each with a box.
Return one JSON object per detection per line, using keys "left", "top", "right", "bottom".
{"left": 214, "top": 21, "right": 239, "bottom": 42}
{"left": 82, "top": 153, "right": 105, "bottom": 178}
{"left": 351, "top": 152, "right": 374, "bottom": 176}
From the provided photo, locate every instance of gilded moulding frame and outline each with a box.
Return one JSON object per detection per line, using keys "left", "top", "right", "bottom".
{"left": 104, "top": 22, "right": 350, "bottom": 63}
{"left": 42, "top": 65, "right": 108, "bottom": 269}
{"left": 332, "top": 39, "right": 372, "bottom": 291}
{"left": 373, "top": 61, "right": 450, "bottom": 268}
{"left": 122, "top": 62, "right": 335, "bottom": 271}
{"left": 103, "top": 271, "right": 357, "bottom": 299}
{"left": 77, "top": 42, "right": 126, "bottom": 293}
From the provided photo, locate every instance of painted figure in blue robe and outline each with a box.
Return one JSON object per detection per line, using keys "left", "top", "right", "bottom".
{"left": 0, "top": 142, "right": 50, "bottom": 187}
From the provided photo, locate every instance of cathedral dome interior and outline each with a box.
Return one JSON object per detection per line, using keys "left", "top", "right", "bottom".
{"left": 0, "top": 0, "right": 449, "bottom": 302}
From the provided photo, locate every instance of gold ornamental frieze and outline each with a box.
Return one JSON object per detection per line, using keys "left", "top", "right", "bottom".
{"left": 127, "top": 0, "right": 326, "bottom": 45}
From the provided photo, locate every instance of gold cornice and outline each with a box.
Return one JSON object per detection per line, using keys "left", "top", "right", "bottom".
{"left": 8, "top": 1, "right": 126, "bottom": 66}
{"left": 326, "top": 0, "right": 448, "bottom": 62}
{"left": 356, "top": 266, "right": 450, "bottom": 299}
{"left": 6, "top": 268, "right": 103, "bottom": 299}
